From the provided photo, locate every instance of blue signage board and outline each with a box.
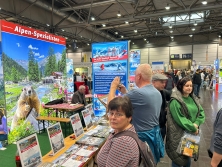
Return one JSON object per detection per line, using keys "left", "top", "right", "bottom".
{"left": 92, "top": 41, "right": 128, "bottom": 116}
{"left": 129, "top": 50, "right": 140, "bottom": 89}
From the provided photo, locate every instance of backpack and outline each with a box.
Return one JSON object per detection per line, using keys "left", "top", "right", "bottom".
{"left": 113, "top": 131, "right": 156, "bottom": 167}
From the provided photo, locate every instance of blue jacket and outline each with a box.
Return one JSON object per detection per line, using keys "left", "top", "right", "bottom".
{"left": 137, "top": 125, "right": 164, "bottom": 163}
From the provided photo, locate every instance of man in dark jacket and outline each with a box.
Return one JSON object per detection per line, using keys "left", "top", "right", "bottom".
{"left": 152, "top": 73, "right": 171, "bottom": 140}
{"left": 192, "top": 69, "right": 202, "bottom": 98}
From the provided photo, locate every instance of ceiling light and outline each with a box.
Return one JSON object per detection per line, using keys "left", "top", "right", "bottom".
{"left": 194, "top": 22, "right": 197, "bottom": 26}
{"left": 65, "top": 37, "right": 68, "bottom": 39}
{"left": 219, "top": 35, "right": 221, "bottom": 38}
{"left": 102, "top": 24, "right": 106, "bottom": 27}
{"left": 146, "top": 41, "right": 149, "bottom": 43}
{"left": 144, "top": 38, "right": 147, "bottom": 41}
{"left": 80, "top": 36, "right": 82, "bottom": 38}
{"left": 129, "top": 40, "right": 131, "bottom": 42}
{"left": 132, "top": 42, "right": 134, "bottom": 44}
{"left": 91, "top": 17, "right": 95, "bottom": 21}
{"left": 87, "top": 43, "right": 90, "bottom": 45}
{"left": 189, "top": 34, "right": 193, "bottom": 37}
{"left": 169, "top": 25, "right": 173, "bottom": 29}
{"left": 117, "top": 11, "right": 121, "bottom": 17}
{"left": 121, "top": 35, "right": 124, "bottom": 38}
{"left": 170, "top": 36, "right": 174, "bottom": 39}
{"left": 202, "top": 1, "right": 207, "bottom": 5}
{"left": 61, "top": 29, "right": 65, "bottom": 32}
{"left": 46, "top": 24, "right": 50, "bottom": 27}
{"left": 76, "top": 47, "right": 78, "bottom": 48}
{"left": 134, "top": 29, "right": 137, "bottom": 33}
{"left": 210, "top": 26, "right": 212, "bottom": 30}
{"left": 69, "top": 45, "right": 71, "bottom": 47}
{"left": 115, "top": 32, "right": 118, "bottom": 35}
{"left": 169, "top": 30, "right": 173, "bottom": 33}
{"left": 165, "top": 4, "right": 170, "bottom": 10}
{"left": 192, "top": 28, "right": 195, "bottom": 31}
{"left": 125, "top": 21, "right": 129, "bottom": 24}
{"left": 156, "top": 32, "right": 158, "bottom": 35}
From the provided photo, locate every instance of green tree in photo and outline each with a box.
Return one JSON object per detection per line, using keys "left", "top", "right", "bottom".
{"left": 28, "top": 49, "right": 40, "bottom": 82}
{"left": 44, "top": 47, "right": 57, "bottom": 76}
{"left": 2, "top": 53, "right": 27, "bottom": 82}
{"left": 11, "top": 66, "right": 19, "bottom": 83}
{"left": 59, "top": 50, "right": 66, "bottom": 74}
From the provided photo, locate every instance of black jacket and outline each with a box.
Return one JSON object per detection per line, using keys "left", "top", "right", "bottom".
{"left": 159, "top": 89, "right": 171, "bottom": 128}
{"left": 192, "top": 72, "right": 201, "bottom": 85}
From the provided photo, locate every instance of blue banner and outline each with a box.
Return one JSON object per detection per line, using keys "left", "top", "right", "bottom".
{"left": 129, "top": 50, "right": 140, "bottom": 89}
{"left": 92, "top": 41, "right": 128, "bottom": 116}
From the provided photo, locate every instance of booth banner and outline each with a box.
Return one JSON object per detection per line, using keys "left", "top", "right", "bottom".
{"left": 0, "top": 54, "right": 6, "bottom": 109}
{"left": 152, "top": 62, "right": 164, "bottom": 73}
{"left": 17, "top": 133, "right": 42, "bottom": 167}
{"left": 66, "top": 59, "right": 74, "bottom": 94}
{"left": 199, "top": 65, "right": 212, "bottom": 71}
{"left": 129, "top": 50, "right": 140, "bottom": 89}
{"left": 47, "top": 122, "right": 65, "bottom": 155}
{"left": 0, "top": 20, "right": 66, "bottom": 144}
{"left": 92, "top": 41, "right": 128, "bottom": 116}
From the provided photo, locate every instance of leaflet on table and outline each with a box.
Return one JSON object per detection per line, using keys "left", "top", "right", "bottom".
{"left": 75, "top": 145, "right": 98, "bottom": 157}
{"left": 82, "top": 109, "right": 93, "bottom": 129}
{"left": 70, "top": 113, "right": 84, "bottom": 138}
{"left": 92, "top": 41, "right": 128, "bottom": 63}
{"left": 84, "top": 125, "right": 110, "bottom": 136}
{"left": 76, "top": 135, "right": 105, "bottom": 147}
{"left": 93, "top": 60, "right": 128, "bottom": 94}
{"left": 85, "top": 104, "right": 95, "bottom": 119}
{"left": 62, "top": 155, "right": 88, "bottom": 167}
{"left": 47, "top": 122, "right": 65, "bottom": 155}
{"left": 16, "top": 133, "right": 42, "bottom": 167}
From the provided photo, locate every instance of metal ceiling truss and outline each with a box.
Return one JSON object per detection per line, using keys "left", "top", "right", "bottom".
{"left": 1, "top": 0, "right": 222, "bottom": 48}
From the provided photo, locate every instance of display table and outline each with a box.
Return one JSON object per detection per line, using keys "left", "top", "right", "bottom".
{"left": 43, "top": 103, "right": 84, "bottom": 117}
{"left": 42, "top": 126, "right": 105, "bottom": 167}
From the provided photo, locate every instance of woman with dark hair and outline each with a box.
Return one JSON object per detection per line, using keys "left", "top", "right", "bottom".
{"left": 0, "top": 109, "right": 7, "bottom": 141}
{"left": 166, "top": 77, "right": 205, "bottom": 167}
{"left": 97, "top": 96, "right": 139, "bottom": 167}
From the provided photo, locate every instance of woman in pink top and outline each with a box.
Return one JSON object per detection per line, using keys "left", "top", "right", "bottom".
{"left": 97, "top": 96, "right": 139, "bottom": 167}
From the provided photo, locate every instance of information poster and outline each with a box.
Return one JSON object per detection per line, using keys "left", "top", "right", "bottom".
{"left": 92, "top": 41, "right": 128, "bottom": 116}
{"left": 0, "top": 20, "right": 66, "bottom": 143}
{"left": 152, "top": 61, "right": 164, "bottom": 73}
{"left": 17, "top": 133, "right": 42, "bottom": 167}
{"left": 47, "top": 122, "right": 65, "bottom": 155}
{"left": 129, "top": 50, "right": 140, "bottom": 89}
{"left": 82, "top": 109, "right": 93, "bottom": 129}
{"left": 85, "top": 104, "right": 95, "bottom": 119}
{"left": 66, "top": 59, "right": 74, "bottom": 94}
{"left": 70, "top": 113, "right": 84, "bottom": 138}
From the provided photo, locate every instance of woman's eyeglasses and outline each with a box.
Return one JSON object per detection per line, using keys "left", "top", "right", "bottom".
{"left": 107, "top": 112, "right": 124, "bottom": 118}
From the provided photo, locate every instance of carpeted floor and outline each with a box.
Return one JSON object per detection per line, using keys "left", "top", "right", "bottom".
{"left": 0, "top": 123, "right": 72, "bottom": 167}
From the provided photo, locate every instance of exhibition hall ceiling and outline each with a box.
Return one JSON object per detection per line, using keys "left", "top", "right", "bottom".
{"left": 0, "top": 0, "right": 222, "bottom": 48}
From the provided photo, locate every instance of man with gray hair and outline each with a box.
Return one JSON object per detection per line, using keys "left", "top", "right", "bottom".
{"left": 108, "top": 64, "right": 164, "bottom": 164}
{"left": 71, "top": 85, "right": 87, "bottom": 106}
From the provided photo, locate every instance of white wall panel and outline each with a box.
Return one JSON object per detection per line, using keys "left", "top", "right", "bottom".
{"left": 219, "top": 46, "right": 222, "bottom": 60}
{"left": 67, "top": 53, "right": 82, "bottom": 63}
{"left": 140, "top": 48, "right": 148, "bottom": 64}
{"left": 149, "top": 47, "right": 169, "bottom": 65}
{"left": 193, "top": 44, "right": 217, "bottom": 65}
{"left": 170, "top": 45, "right": 192, "bottom": 55}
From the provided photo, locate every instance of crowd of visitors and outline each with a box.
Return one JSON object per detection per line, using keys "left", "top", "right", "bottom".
{"left": 96, "top": 65, "right": 222, "bottom": 167}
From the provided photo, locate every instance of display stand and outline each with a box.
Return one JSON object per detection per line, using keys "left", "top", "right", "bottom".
{"left": 16, "top": 134, "right": 42, "bottom": 167}
{"left": 47, "top": 122, "right": 65, "bottom": 155}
